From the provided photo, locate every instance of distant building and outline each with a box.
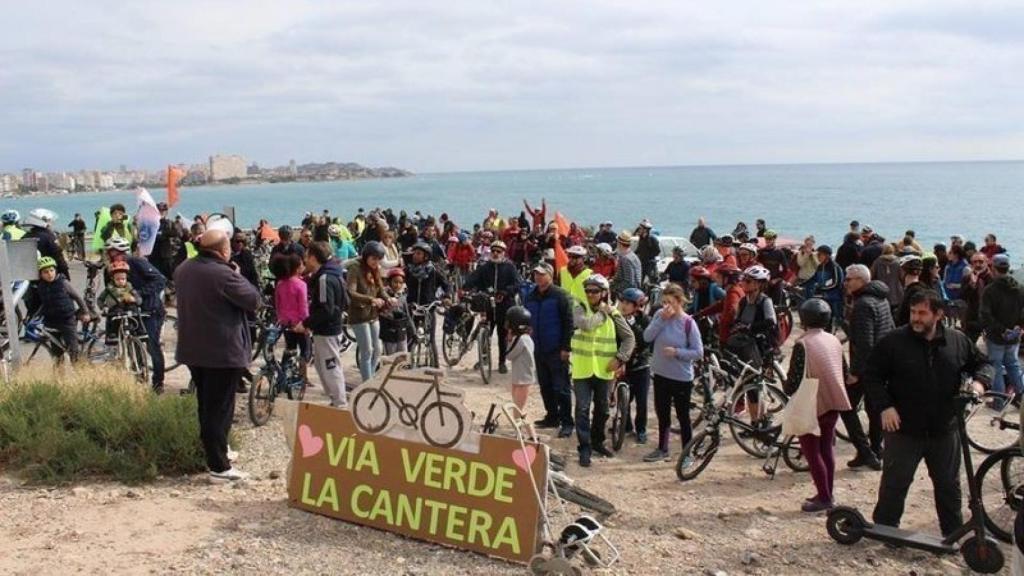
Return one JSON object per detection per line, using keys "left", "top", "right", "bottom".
{"left": 0, "top": 174, "right": 20, "bottom": 194}
{"left": 22, "top": 168, "right": 34, "bottom": 189}
{"left": 36, "top": 174, "right": 49, "bottom": 192}
{"left": 209, "top": 154, "right": 247, "bottom": 181}
{"left": 289, "top": 159, "right": 297, "bottom": 176}
{"left": 98, "top": 174, "right": 115, "bottom": 189}
{"left": 247, "top": 162, "right": 261, "bottom": 176}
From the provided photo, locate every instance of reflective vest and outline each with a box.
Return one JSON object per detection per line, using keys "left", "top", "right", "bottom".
{"left": 3, "top": 224, "right": 25, "bottom": 240}
{"left": 185, "top": 242, "right": 198, "bottom": 259}
{"left": 571, "top": 304, "right": 619, "bottom": 380}
{"left": 560, "top": 267, "right": 592, "bottom": 305}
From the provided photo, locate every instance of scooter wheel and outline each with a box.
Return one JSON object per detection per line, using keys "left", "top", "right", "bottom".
{"left": 961, "top": 536, "right": 1004, "bottom": 574}
{"left": 528, "top": 555, "right": 548, "bottom": 575}
{"left": 826, "top": 507, "right": 865, "bottom": 545}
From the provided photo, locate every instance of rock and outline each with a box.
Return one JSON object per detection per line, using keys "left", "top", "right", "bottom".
{"left": 716, "top": 510, "right": 732, "bottom": 520}
{"left": 649, "top": 525, "right": 666, "bottom": 536}
{"left": 124, "top": 490, "right": 141, "bottom": 499}
{"left": 268, "top": 470, "right": 281, "bottom": 480}
{"left": 741, "top": 551, "right": 759, "bottom": 566}
{"left": 703, "top": 569, "right": 728, "bottom": 576}
{"left": 674, "top": 527, "right": 702, "bottom": 541}
{"left": 742, "top": 528, "right": 763, "bottom": 539}
{"left": 70, "top": 487, "right": 91, "bottom": 498}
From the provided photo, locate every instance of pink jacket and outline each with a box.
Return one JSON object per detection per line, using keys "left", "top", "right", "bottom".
{"left": 801, "top": 329, "right": 852, "bottom": 415}
{"left": 275, "top": 276, "right": 308, "bottom": 327}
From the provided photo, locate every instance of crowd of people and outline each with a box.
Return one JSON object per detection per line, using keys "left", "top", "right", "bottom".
{"left": 4, "top": 199, "right": 1022, "bottom": 537}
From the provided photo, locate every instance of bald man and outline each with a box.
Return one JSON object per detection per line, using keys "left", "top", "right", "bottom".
{"left": 175, "top": 226, "right": 260, "bottom": 481}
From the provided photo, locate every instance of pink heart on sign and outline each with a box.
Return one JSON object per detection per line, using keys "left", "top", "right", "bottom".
{"left": 298, "top": 424, "right": 324, "bottom": 458}
{"left": 512, "top": 445, "right": 537, "bottom": 473}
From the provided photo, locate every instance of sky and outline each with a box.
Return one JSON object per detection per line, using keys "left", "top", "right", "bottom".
{"left": 2, "top": 1, "right": 1022, "bottom": 173}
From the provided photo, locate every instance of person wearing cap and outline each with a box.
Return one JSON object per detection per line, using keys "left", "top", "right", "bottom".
{"left": 524, "top": 262, "right": 575, "bottom": 436}
{"left": 980, "top": 253, "right": 1024, "bottom": 401}
{"left": 634, "top": 219, "right": 660, "bottom": 285}
{"left": 465, "top": 239, "right": 521, "bottom": 373}
{"left": 611, "top": 230, "right": 642, "bottom": 299}
{"left": 844, "top": 264, "right": 894, "bottom": 470}
{"left": 715, "top": 235, "right": 738, "bottom": 269}
{"left": 813, "top": 245, "right": 844, "bottom": 332}
{"left": 561, "top": 245, "right": 592, "bottom": 304}
{"left": 688, "top": 216, "right": 717, "bottom": 249}
{"left": 593, "top": 221, "right": 617, "bottom": 247}
{"left": 571, "top": 274, "right": 635, "bottom": 466}
{"left": 662, "top": 246, "right": 690, "bottom": 289}
{"left": 687, "top": 266, "right": 724, "bottom": 321}
{"left": 175, "top": 226, "right": 261, "bottom": 481}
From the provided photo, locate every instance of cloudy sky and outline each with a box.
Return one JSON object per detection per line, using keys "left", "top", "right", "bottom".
{"left": 2, "top": 1, "right": 1022, "bottom": 173}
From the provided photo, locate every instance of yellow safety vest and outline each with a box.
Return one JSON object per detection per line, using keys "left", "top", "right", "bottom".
{"left": 185, "top": 242, "right": 198, "bottom": 259}
{"left": 560, "top": 267, "right": 592, "bottom": 305}
{"left": 3, "top": 225, "right": 25, "bottom": 240}
{"left": 571, "top": 304, "right": 619, "bottom": 381}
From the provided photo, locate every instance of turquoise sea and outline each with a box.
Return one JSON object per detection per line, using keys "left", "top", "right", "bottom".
{"left": 5, "top": 161, "right": 1023, "bottom": 257}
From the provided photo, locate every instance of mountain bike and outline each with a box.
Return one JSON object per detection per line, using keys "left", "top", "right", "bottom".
{"left": 441, "top": 303, "right": 475, "bottom": 367}
{"left": 467, "top": 292, "right": 495, "bottom": 384}
{"left": 964, "top": 391, "right": 1021, "bottom": 454}
{"left": 407, "top": 301, "right": 441, "bottom": 368}
{"left": 977, "top": 445, "right": 1024, "bottom": 544}
{"left": 608, "top": 380, "right": 630, "bottom": 452}
{"left": 248, "top": 325, "right": 307, "bottom": 426}
{"left": 102, "top": 310, "right": 150, "bottom": 384}
{"left": 24, "top": 314, "right": 108, "bottom": 366}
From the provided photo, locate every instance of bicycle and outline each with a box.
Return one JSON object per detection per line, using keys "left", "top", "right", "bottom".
{"left": 351, "top": 353, "right": 466, "bottom": 448}
{"left": 466, "top": 292, "right": 495, "bottom": 384}
{"left": 976, "top": 445, "right": 1024, "bottom": 544}
{"left": 407, "top": 301, "right": 441, "bottom": 369}
{"left": 963, "top": 390, "right": 1021, "bottom": 454}
{"left": 441, "top": 302, "right": 475, "bottom": 367}
{"left": 248, "top": 325, "right": 307, "bottom": 426}
{"left": 102, "top": 310, "right": 150, "bottom": 384}
{"left": 607, "top": 380, "right": 630, "bottom": 452}
{"left": 24, "top": 314, "right": 108, "bottom": 366}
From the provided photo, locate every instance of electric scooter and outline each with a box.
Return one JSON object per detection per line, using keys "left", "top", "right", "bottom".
{"left": 826, "top": 390, "right": 1005, "bottom": 574}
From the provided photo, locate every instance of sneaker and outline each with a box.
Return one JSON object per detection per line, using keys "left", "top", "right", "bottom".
{"left": 534, "top": 418, "right": 559, "bottom": 429}
{"left": 801, "top": 499, "right": 833, "bottom": 513}
{"left": 636, "top": 431, "right": 648, "bottom": 444}
{"left": 643, "top": 449, "right": 670, "bottom": 462}
{"left": 209, "top": 468, "right": 248, "bottom": 482}
{"left": 579, "top": 453, "right": 592, "bottom": 468}
{"left": 498, "top": 363, "right": 508, "bottom": 374}
{"left": 593, "top": 444, "right": 614, "bottom": 458}
{"left": 557, "top": 425, "right": 574, "bottom": 439}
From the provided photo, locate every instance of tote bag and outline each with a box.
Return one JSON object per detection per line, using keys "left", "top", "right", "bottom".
{"left": 781, "top": 360, "right": 820, "bottom": 437}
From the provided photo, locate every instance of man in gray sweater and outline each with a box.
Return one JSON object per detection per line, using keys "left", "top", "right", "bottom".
{"left": 611, "top": 230, "right": 642, "bottom": 300}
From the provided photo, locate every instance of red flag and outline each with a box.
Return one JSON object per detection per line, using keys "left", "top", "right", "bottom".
{"left": 554, "top": 212, "right": 570, "bottom": 237}
{"left": 552, "top": 211, "right": 570, "bottom": 272}
{"left": 167, "top": 165, "right": 185, "bottom": 207}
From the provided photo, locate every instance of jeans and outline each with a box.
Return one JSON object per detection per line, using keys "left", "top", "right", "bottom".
{"left": 654, "top": 375, "right": 693, "bottom": 452}
{"left": 352, "top": 321, "right": 382, "bottom": 382}
{"left": 536, "top": 350, "right": 573, "bottom": 426}
{"left": 189, "top": 366, "right": 245, "bottom": 473}
{"left": 574, "top": 376, "right": 610, "bottom": 453}
{"left": 142, "top": 312, "right": 165, "bottom": 391}
{"left": 799, "top": 410, "right": 840, "bottom": 504}
{"left": 873, "top": 430, "right": 963, "bottom": 537}
{"left": 623, "top": 368, "right": 650, "bottom": 436}
{"left": 987, "top": 339, "right": 1023, "bottom": 396}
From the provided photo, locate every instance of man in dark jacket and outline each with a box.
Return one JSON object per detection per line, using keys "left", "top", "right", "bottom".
{"left": 961, "top": 252, "right": 992, "bottom": 343}
{"left": 634, "top": 220, "right": 660, "bottom": 284}
{"left": 688, "top": 217, "right": 716, "bottom": 249}
{"left": 299, "top": 242, "right": 349, "bottom": 407}
{"left": 843, "top": 264, "right": 894, "bottom": 470}
{"left": 405, "top": 242, "right": 451, "bottom": 306}
{"left": 271, "top": 226, "right": 305, "bottom": 260}
{"left": 524, "top": 263, "right": 574, "bottom": 438}
{"left": 175, "top": 228, "right": 261, "bottom": 481}
{"left": 836, "top": 232, "right": 861, "bottom": 270}
{"left": 122, "top": 247, "right": 168, "bottom": 393}
{"left": 149, "top": 202, "right": 180, "bottom": 280}
{"left": 979, "top": 254, "right": 1024, "bottom": 398}
{"left": 865, "top": 289, "right": 992, "bottom": 537}
{"left": 465, "top": 240, "right": 521, "bottom": 373}
{"left": 230, "top": 231, "right": 260, "bottom": 288}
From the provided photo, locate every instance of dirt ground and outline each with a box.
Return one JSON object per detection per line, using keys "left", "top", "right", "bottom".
{"left": 0, "top": 262, "right": 1013, "bottom": 575}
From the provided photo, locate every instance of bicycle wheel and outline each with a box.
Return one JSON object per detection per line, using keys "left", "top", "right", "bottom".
{"left": 610, "top": 383, "right": 629, "bottom": 452}
{"left": 549, "top": 475, "right": 617, "bottom": 517}
{"left": 442, "top": 332, "right": 464, "bottom": 367}
{"left": 965, "top": 392, "right": 1019, "bottom": 454}
{"left": 420, "top": 401, "right": 464, "bottom": 448}
{"left": 126, "top": 336, "right": 149, "bottom": 384}
{"left": 676, "top": 429, "right": 720, "bottom": 481}
{"left": 728, "top": 382, "right": 789, "bottom": 458}
{"left": 352, "top": 388, "right": 392, "bottom": 434}
{"left": 978, "top": 447, "right": 1024, "bottom": 543}
{"left": 477, "top": 329, "right": 492, "bottom": 384}
{"left": 782, "top": 435, "right": 810, "bottom": 472}
{"left": 287, "top": 370, "right": 307, "bottom": 401}
{"left": 248, "top": 371, "right": 275, "bottom": 426}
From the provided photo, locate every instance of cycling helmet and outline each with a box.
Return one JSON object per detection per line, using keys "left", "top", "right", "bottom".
{"left": 1, "top": 210, "right": 19, "bottom": 225}
{"left": 505, "top": 306, "right": 532, "bottom": 331}
{"left": 699, "top": 245, "right": 722, "bottom": 263}
{"left": 37, "top": 256, "right": 57, "bottom": 271}
{"left": 738, "top": 243, "right": 759, "bottom": 254}
{"left": 582, "top": 274, "right": 610, "bottom": 291}
{"left": 716, "top": 234, "right": 734, "bottom": 246}
{"left": 621, "top": 287, "right": 646, "bottom": 304}
{"left": 638, "top": 219, "right": 653, "bottom": 230}
{"left": 361, "top": 240, "right": 386, "bottom": 259}
{"left": 25, "top": 208, "right": 56, "bottom": 228}
{"left": 411, "top": 241, "right": 431, "bottom": 255}
{"left": 458, "top": 232, "right": 470, "bottom": 243}
{"left": 386, "top": 267, "right": 405, "bottom": 279}
{"left": 763, "top": 229, "right": 778, "bottom": 240}
{"left": 743, "top": 265, "right": 771, "bottom": 282}
{"left": 899, "top": 254, "right": 923, "bottom": 269}
{"left": 109, "top": 260, "right": 130, "bottom": 274}
{"left": 689, "top": 265, "right": 711, "bottom": 280}
{"left": 596, "top": 243, "right": 613, "bottom": 256}
{"left": 490, "top": 240, "right": 507, "bottom": 251}
{"left": 566, "top": 245, "right": 587, "bottom": 257}
{"left": 328, "top": 224, "right": 342, "bottom": 238}
{"left": 798, "top": 298, "right": 832, "bottom": 330}
{"left": 105, "top": 236, "right": 131, "bottom": 253}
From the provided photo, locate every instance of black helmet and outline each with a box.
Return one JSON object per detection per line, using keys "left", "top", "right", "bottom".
{"left": 361, "top": 240, "right": 386, "bottom": 259}
{"left": 505, "top": 306, "right": 532, "bottom": 332}
{"left": 798, "top": 298, "right": 832, "bottom": 330}
{"left": 411, "top": 241, "right": 432, "bottom": 255}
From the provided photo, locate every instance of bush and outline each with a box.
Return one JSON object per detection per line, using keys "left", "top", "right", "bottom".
{"left": 0, "top": 367, "right": 209, "bottom": 484}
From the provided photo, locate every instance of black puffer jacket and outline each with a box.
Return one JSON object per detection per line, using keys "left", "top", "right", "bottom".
{"left": 849, "top": 281, "right": 895, "bottom": 378}
{"left": 304, "top": 259, "right": 348, "bottom": 336}
{"left": 980, "top": 274, "right": 1024, "bottom": 345}
{"left": 864, "top": 325, "right": 992, "bottom": 438}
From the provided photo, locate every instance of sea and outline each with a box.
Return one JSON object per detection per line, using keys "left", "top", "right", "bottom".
{"left": 5, "top": 161, "right": 1023, "bottom": 257}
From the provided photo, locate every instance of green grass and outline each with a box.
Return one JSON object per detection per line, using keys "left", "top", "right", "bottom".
{"left": 0, "top": 367, "right": 209, "bottom": 484}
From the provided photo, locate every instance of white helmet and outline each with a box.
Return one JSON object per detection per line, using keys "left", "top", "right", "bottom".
{"left": 25, "top": 208, "right": 57, "bottom": 228}
{"left": 105, "top": 236, "right": 131, "bottom": 253}
{"left": 743, "top": 265, "right": 771, "bottom": 282}
{"left": 566, "top": 245, "right": 587, "bottom": 257}
{"left": 738, "top": 242, "right": 759, "bottom": 254}
{"left": 583, "top": 274, "right": 610, "bottom": 291}
{"left": 595, "top": 242, "right": 613, "bottom": 256}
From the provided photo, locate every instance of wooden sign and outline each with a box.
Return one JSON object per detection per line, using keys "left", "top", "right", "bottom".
{"left": 287, "top": 403, "right": 548, "bottom": 564}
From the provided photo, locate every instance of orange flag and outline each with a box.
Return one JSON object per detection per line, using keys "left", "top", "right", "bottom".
{"left": 554, "top": 212, "right": 570, "bottom": 237}
{"left": 167, "top": 165, "right": 185, "bottom": 207}
{"left": 553, "top": 211, "right": 570, "bottom": 272}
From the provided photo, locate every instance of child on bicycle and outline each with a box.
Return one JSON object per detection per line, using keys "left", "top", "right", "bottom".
{"left": 98, "top": 260, "right": 141, "bottom": 346}
{"left": 271, "top": 253, "right": 310, "bottom": 381}
{"left": 381, "top": 268, "right": 414, "bottom": 355}
{"left": 504, "top": 306, "right": 535, "bottom": 411}
{"left": 36, "top": 256, "right": 89, "bottom": 363}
